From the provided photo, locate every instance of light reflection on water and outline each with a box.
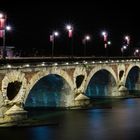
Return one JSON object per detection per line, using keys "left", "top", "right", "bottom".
{"left": 1, "top": 99, "right": 140, "bottom": 140}
{"left": 29, "top": 127, "right": 52, "bottom": 140}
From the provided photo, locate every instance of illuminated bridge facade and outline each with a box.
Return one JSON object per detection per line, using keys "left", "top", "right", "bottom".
{"left": 0, "top": 57, "right": 140, "bottom": 124}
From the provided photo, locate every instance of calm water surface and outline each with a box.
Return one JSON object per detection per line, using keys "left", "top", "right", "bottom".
{"left": 1, "top": 98, "right": 140, "bottom": 140}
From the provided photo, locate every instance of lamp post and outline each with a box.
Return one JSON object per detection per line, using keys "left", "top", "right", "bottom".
{"left": 121, "top": 45, "right": 127, "bottom": 57}
{"left": 0, "top": 12, "right": 6, "bottom": 59}
{"left": 107, "top": 41, "right": 111, "bottom": 45}
{"left": 66, "top": 24, "right": 73, "bottom": 58}
{"left": 50, "top": 31, "right": 59, "bottom": 58}
{"left": 101, "top": 31, "right": 108, "bottom": 56}
{"left": 124, "top": 35, "right": 130, "bottom": 56}
{"left": 0, "top": 12, "right": 12, "bottom": 59}
{"left": 125, "top": 36, "right": 130, "bottom": 45}
{"left": 3, "top": 25, "right": 12, "bottom": 59}
{"left": 102, "top": 31, "right": 108, "bottom": 48}
{"left": 134, "top": 49, "right": 139, "bottom": 57}
{"left": 83, "top": 35, "right": 91, "bottom": 57}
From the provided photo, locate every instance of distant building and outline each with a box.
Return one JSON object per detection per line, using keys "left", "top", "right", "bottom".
{"left": 0, "top": 46, "right": 15, "bottom": 58}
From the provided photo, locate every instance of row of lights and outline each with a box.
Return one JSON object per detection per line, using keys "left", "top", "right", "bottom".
{"left": 50, "top": 25, "right": 131, "bottom": 57}
{"left": 4, "top": 59, "right": 140, "bottom": 69}
{"left": 50, "top": 24, "right": 92, "bottom": 57}
{"left": 52, "top": 26, "right": 112, "bottom": 45}
{"left": 0, "top": 12, "right": 132, "bottom": 58}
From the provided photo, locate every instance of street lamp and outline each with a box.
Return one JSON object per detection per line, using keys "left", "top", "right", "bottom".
{"left": 2, "top": 25, "right": 12, "bottom": 59}
{"left": 0, "top": 12, "right": 5, "bottom": 58}
{"left": 124, "top": 35, "right": 130, "bottom": 56}
{"left": 124, "top": 35, "right": 130, "bottom": 45}
{"left": 101, "top": 31, "right": 108, "bottom": 56}
{"left": 82, "top": 35, "right": 91, "bottom": 57}
{"left": 0, "top": 12, "right": 9, "bottom": 59}
{"left": 50, "top": 31, "right": 59, "bottom": 58}
{"left": 0, "top": 13, "right": 4, "bottom": 18}
{"left": 107, "top": 41, "right": 111, "bottom": 45}
{"left": 121, "top": 45, "right": 127, "bottom": 57}
{"left": 135, "top": 49, "right": 139, "bottom": 53}
{"left": 6, "top": 25, "right": 11, "bottom": 31}
{"left": 66, "top": 24, "right": 73, "bottom": 57}
{"left": 134, "top": 49, "right": 139, "bottom": 57}
{"left": 101, "top": 31, "right": 108, "bottom": 48}
{"left": 66, "top": 24, "right": 73, "bottom": 39}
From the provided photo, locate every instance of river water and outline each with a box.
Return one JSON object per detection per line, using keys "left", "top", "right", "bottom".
{"left": 1, "top": 98, "right": 140, "bottom": 140}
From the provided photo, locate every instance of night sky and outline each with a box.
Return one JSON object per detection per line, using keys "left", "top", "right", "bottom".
{"left": 0, "top": 1, "right": 140, "bottom": 57}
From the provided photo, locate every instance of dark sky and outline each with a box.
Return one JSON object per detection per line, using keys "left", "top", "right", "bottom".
{"left": 0, "top": 1, "right": 140, "bottom": 57}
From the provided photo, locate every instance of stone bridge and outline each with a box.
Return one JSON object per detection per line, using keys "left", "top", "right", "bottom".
{"left": 0, "top": 58, "right": 140, "bottom": 125}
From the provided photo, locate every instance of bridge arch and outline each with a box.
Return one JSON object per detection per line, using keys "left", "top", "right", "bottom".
{"left": 24, "top": 68, "right": 74, "bottom": 107}
{"left": 84, "top": 66, "right": 117, "bottom": 96}
{"left": 124, "top": 64, "right": 140, "bottom": 85}
{"left": 1, "top": 70, "right": 27, "bottom": 103}
{"left": 124, "top": 64, "right": 140, "bottom": 93}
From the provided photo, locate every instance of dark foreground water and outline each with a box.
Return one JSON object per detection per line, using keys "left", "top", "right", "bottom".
{"left": 1, "top": 98, "right": 140, "bottom": 140}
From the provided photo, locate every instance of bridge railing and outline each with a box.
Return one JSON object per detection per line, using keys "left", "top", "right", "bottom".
{"left": 0, "top": 56, "right": 140, "bottom": 62}
{"left": 0, "top": 57, "right": 139, "bottom": 68}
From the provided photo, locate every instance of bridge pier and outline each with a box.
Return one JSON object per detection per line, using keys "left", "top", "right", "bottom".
{"left": 74, "top": 93, "right": 90, "bottom": 108}
{"left": 118, "top": 85, "right": 128, "bottom": 96}
{"left": 0, "top": 100, "right": 27, "bottom": 126}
